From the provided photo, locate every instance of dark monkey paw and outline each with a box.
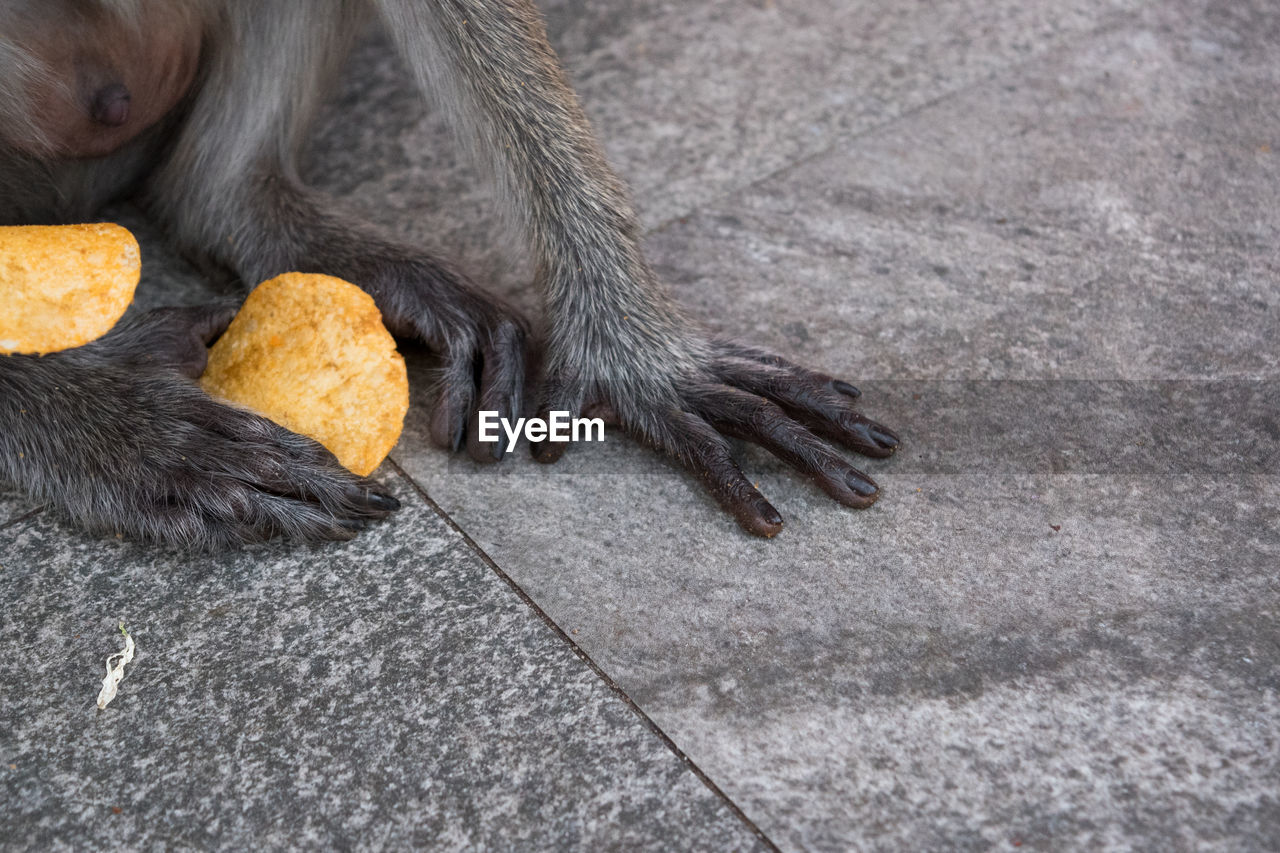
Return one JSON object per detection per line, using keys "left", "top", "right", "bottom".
{"left": 7, "top": 305, "right": 400, "bottom": 549}
{"left": 424, "top": 303, "right": 527, "bottom": 466}
{"left": 530, "top": 338, "right": 899, "bottom": 538}
{"left": 321, "top": 246, "right": 530, "bottom": 466}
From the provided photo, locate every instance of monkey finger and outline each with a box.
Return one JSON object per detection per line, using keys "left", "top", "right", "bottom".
{"left": 173, "top": 301, "right": 240, "bottom": 345}
{"left": 223, "top": 452, "right": 397, "bottom": 526}
{"left": 804, "top": 413, "right": 900, "bottom": 459}
{"left": 233, "top": 489, "right": 369, "bottom": 542}
{"left": 250, "top": 452, "right": 400, "bottom": 520}
{"left": 714, "top": 359, "right": 899, "bottom": 458}
{"left": 109, "top": 302, "right": 229, "bottom": 341}
{"left": 528, "top": 372, "right": 586, "bottom": 464}
{"left": 832, "top": 380, "right": 862, "bottom": 400}
{"left": 428, "top": 349, "right": 478, "bottom": 452}
{"left": 185, "top": 398, "right": 401, "bottom": 517}
{"left": 91, "top": 303, "right": 239, "bottom": 378}
{"left": 711, "top": 340, "right": 851, "bottom": 390}
{"left": 164, "top": 302, "right": 240, "bottom": 378}
{"left": 467, "top": 320, "right": 526, "bottom": 463}
{"left": 152, "top": 484, "right": 362, "bottom": 548}
{"left": 653, "top": 411, "right": 784, "bottom": 537}
{"left": 246, "top": 455, "right": 401, "bottom": 521}
{"left": 696, "top": 387, "right": 878, "bottom": 509}
{"left": 181, "top": 434, "right": 397, "bottom": 522}
{"left": 713, "top": 340, "right": 865, "bottom": 400}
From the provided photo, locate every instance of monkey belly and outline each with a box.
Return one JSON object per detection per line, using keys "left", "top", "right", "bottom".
{"left": 31, "top": 5, "right": 203, "bottom": 160}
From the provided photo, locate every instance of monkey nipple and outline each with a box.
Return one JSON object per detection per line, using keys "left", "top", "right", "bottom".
{"left": 89, "top": 84, "right": 132, "bottom": 127}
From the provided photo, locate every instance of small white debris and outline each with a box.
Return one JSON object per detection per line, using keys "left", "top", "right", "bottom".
{"left": 96, "top": 623, "right": 135, "bottom": 710}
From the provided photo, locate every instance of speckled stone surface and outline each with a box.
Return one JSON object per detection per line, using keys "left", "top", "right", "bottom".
{"left": 373, "top": 1, "right": 1280, "bottom": 849}
{"left": 538, "top": 0, "right": 1144, "bottom": 227}
{"left": 0, "top": 474, "right": 766, "bottom": 851}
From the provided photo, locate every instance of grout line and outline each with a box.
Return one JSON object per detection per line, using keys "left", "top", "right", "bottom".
{"left": 640, "top": 8, "right": 1144, "bottom": 240}
{"left": 386, "top": 456, "right": 783, "bottom": 853}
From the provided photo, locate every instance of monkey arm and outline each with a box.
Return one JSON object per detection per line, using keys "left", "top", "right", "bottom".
{"left": 142, "top": 1, "right": 527, "bottom": 462}
{"left": 378, "top": 0, "right": 899, "bottom": 536}
{"left": 0, "top": 306, "right": 398, "bottom": 548}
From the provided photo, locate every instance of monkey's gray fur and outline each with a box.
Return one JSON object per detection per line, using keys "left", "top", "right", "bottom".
{"left": 0, "top": 0, "right": 897, "bottom": 547}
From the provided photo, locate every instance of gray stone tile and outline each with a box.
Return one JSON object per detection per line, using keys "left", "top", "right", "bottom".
{"left": 302, "top": 0, "right": 1140, "bottom": 304}
{"left": 692, "top": 2, "right": 1279, "bottom": 384}
{"left": 538, "top": 0, "right": 1140, "bottom": 226}
{"left": 393, "top": 455, "right": 1280, "bottom": 850}
{"left": 392, "top": 8, "right": 1280, "bottom": 850}
{"left": 0, "top": 474, "right": 766, "bottom": 851}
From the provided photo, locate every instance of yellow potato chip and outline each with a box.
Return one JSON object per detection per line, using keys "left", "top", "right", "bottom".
{"left": 0, "top": 223, "right": 141, "bottom": 354}
{"left": 202, "top": 272, "right": 409, "bottom": 477}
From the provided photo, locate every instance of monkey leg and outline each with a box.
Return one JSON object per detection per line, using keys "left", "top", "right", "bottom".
{"left": 378, "top": 0, "right": 898, "bottom": 536}
{"left": 0, "top": 305, "right": 400, "bottom": 549}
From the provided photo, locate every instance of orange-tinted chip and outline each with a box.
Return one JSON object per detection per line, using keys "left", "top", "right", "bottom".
{"left": 0, "top": 223, "right": 141, "bottom": 354}
{"left": 202, "top": 272, "right": 409, "bottom": 477}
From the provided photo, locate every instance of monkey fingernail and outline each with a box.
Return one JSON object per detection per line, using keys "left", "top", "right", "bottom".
{"left": 846, "top": 472, "right": 878, "bottom": 497}
{"left": 871, "top": 429, "right": 899, "bottom": 449}
{"left": 367, "top": 492, "right": 401, "bottom": 512}
{"left": 738, "top": 499, "right": 783, "bottom": 537}
{"left": 345, "top": 485, "right": 400, "bottom": 512}
{"left": 833, "top": 380, "right": 861, "bottom": 398}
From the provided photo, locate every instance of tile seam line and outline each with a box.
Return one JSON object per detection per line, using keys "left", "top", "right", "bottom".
{"left": 639, "top": 7, "right": 1145, "bottom": 240}
{"left": 386, "top": 456, "right": 783, "bottom": 853}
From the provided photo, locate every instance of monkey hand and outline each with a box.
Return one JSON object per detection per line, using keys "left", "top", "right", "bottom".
{"left": 325, "top": 249, "right": 529, "bottom": 465}
{"left": 418, "top": 294, "right": 528, "bottom": 465}
{"left": 0, "top": 305, "right": 400, "bottom": 549}
{"left": 530, "top": 334, "right": 899, "bottom": 537}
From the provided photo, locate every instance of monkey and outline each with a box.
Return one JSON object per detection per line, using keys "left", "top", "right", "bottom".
{"left": 0, "top": 0, "right": 899, "bottom": 549}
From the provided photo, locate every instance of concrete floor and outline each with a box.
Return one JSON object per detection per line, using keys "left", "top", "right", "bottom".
{"left": 3, "top": 0, "right": 1278, "bottom": 849}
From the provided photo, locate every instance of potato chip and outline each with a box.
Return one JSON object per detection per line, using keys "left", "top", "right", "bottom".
{"left": 202, "top": 272, "right": 409, "bottom": 477}
{"left": 0, "top": 223, "right": 141, "bottom": 354}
